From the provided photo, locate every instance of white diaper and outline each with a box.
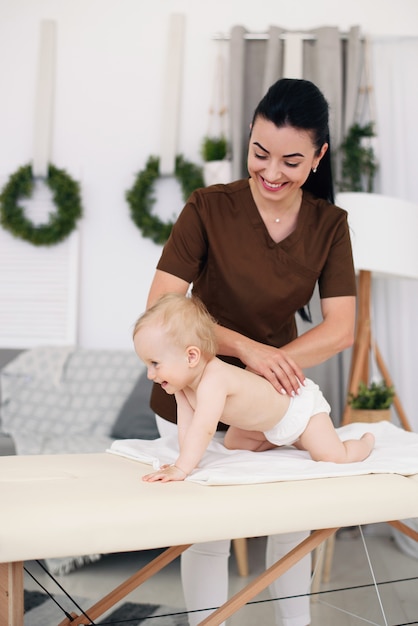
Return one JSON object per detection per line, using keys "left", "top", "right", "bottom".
{"left": 264, "top": 378, "right": 331, "bottom": 446}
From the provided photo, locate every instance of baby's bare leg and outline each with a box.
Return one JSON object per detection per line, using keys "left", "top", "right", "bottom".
{"left": 295, "top": 413, "right": 375, "bottom": 463}
{"left": 224, "top": 426, "right": 277, "bottom": 452}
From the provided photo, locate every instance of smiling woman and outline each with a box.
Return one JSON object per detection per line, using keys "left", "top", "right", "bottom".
{"left": 142, "top": 78, "right": 357, "bottom": 626}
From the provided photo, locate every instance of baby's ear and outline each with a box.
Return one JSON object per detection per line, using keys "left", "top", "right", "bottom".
{"left": 186, "top": 346, "right": 201, "bottom": 367}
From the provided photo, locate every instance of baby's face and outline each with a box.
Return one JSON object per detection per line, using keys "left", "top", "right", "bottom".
{"left": 134, "top": 325, "right": 189, "bottom": 395}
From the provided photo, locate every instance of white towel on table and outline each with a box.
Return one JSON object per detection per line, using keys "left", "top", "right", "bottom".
{"left": 108, "top": 421, "right": 418, "bottom": 485}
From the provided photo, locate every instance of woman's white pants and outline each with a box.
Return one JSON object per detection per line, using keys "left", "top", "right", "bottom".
{"left": 156, "top": 415, "right": 311, "bottom": 626}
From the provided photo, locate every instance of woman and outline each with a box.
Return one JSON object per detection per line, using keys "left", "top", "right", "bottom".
{"left": 146, "top": 78, "right": 356, "bottom": 626}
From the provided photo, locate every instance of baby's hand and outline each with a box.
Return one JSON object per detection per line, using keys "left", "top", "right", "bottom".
{"left": 142, "top": 464, "right": 188, "bottom": 482}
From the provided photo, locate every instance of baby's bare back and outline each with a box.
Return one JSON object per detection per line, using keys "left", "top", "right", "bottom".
{"left": 210, "top": 358, "right": 292, "bottom": 431}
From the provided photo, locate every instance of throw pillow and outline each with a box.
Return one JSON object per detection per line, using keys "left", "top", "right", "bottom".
{"left": 111, "top": 373, "right": 159, "bottom": 440}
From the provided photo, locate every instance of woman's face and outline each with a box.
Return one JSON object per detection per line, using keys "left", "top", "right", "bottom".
{"left": 247, "top": 117, "right": 327, "bottom": 202}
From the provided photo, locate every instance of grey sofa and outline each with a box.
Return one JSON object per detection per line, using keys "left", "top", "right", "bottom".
{"left": 0, "top": 346, "right": 158, "bottom": 458}
{"left": 0, "top": 349, "right": 21, "bottom": 455}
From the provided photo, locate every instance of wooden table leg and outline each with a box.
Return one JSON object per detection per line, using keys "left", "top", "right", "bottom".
{"left": 233, "top": 538, "right": 249, "bottom": 577}
{"left": 57, "top": 544, "right": 191, "bottom": 626}
{"left": 0, "top": 562, "right": 24, "bottom": 626}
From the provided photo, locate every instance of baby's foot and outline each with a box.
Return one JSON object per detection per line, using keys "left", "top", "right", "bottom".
{"left": 361, "top": 432, "right": 375, "bottom": 459}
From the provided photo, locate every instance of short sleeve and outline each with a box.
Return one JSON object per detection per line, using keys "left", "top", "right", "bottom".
{"left": 157, "top": 191, "right": 208, "bottom": 283}
{"left": 318, "top": 210, "right": 357, "bottom": 299}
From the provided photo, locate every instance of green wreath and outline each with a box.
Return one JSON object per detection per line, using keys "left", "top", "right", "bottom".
{"left": 126, "top": 154, "right": 204, "bottom": 245}
{"left": 0, "top": 163, "right": 82, "bottom": 246}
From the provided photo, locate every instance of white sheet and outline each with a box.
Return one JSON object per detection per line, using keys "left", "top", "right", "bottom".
{"left": 108, "top": 421, "right": 418, "bottom": 485}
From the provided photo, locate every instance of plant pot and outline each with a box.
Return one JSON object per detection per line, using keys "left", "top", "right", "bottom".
{"left": 348, "top": 408, "right": 391, "bottom": 423}
{"left": 203, "top": 160, "right": 232, "bottom": 186}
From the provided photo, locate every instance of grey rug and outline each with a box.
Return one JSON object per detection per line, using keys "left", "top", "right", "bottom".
{"left": 24, "top": 590, "right": 188, "bottom": 625}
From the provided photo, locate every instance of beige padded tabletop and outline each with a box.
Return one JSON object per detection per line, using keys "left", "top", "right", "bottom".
{"left": 1, "top": 452, "right": 418, "bottom": 564}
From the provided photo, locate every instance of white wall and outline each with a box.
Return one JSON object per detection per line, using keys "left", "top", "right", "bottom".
{"left": 1, "top": 0, "right": 418, "bottom": 349}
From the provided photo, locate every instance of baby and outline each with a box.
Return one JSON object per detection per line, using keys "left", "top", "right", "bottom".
{"left": 133, "top": 293, "right": 374, "bottom": 482}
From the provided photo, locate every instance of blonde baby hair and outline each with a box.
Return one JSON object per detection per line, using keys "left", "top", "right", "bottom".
{"left": 133, "top": 293, "right": 218, "bottom": 357}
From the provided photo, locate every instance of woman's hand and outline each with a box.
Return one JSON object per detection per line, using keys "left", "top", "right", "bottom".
{"left": 243, "top": 341, "right": 305, "bottom": 397}
{"left": 215, "top": 326, "right": 305, "bottom": 397}
{"left": 142, "top": 464, "right": 188, "bottom": 483}
{"left": 216, "top": 296, "right": 356, "bottom": 398}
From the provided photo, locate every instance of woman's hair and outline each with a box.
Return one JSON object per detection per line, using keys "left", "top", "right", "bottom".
{"left": 251, "top": 78, "right": 334, "bottom": 203}
{"left": 133, "top": 293, "right": 218, "bottom": 357}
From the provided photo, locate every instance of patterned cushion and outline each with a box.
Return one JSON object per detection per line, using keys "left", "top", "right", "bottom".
{"left": 1, "top": 347, "right": 144, "bottom": 454}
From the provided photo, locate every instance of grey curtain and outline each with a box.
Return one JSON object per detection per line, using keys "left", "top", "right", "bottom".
{"left": 228, "top": 25, "right": 365, "bottom": 420}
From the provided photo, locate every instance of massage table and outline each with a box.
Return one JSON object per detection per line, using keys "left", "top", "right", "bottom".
{"left": 2, "top": 426, "right": 418, "bottom": 625}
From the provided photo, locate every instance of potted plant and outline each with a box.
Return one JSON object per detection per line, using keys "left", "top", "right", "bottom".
{"left": 201, "top": 136, "right": 228, "bottom": 162}
{"left": 200, "top": 135, "right": 231, "bottom": 186}
{"left": 339, "top": 122, "right": 378, "bottom": 193}
{"left": 347, "top": 380, "right": 395, "bottom": 423}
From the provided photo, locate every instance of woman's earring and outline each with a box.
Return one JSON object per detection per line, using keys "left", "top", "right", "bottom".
{"left": 312, "top": 166, "right": 317, "bottom": 173}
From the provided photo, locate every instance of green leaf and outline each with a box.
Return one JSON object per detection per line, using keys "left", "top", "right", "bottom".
{"left": 348, "top": 380, "right": 395, "bottom": 410}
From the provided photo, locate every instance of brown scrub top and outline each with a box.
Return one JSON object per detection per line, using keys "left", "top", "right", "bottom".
{"left": 150, "top": 178, "right": 356, "bottom": 425}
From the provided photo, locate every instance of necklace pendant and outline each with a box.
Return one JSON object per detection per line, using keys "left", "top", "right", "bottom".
{"left": 275, "top": 218, "right": 280, "bottom": 223}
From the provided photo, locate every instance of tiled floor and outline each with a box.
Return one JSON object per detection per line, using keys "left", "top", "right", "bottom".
{"left": 24, "top": 523, "right": 418, "bottom": 625}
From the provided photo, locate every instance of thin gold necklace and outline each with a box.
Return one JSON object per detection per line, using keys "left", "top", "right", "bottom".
{"left": 273, "top": 190, "right": 302, "bottom": 223}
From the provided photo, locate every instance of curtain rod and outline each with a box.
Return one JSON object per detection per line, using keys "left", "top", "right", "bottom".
{"left": 213, "top": 31, "right": 352, "bottom": 41}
